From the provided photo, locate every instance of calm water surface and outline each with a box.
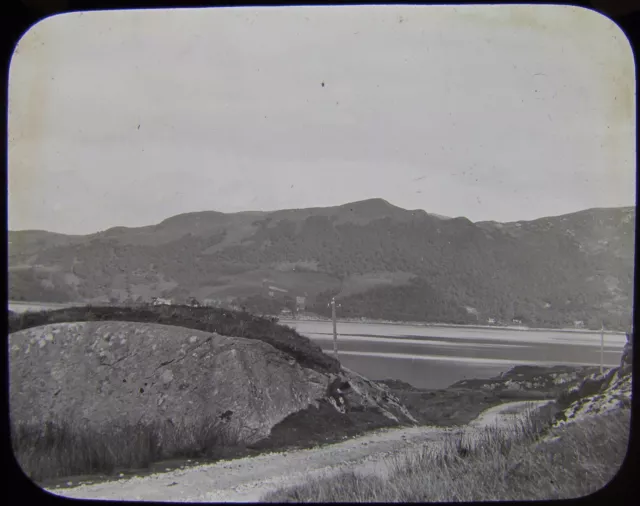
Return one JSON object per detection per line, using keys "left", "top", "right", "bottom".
{"left": 282, "top": 319, "right": 626, "bottom": 389}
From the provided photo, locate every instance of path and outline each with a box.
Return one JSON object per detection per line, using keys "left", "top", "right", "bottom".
{"left": 46, "top": 400, "right": 551, "bottom": 502}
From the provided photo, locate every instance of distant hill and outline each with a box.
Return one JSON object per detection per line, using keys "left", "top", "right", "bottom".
{"left": 8, "top": 198, "right": 635, "bottom": 330}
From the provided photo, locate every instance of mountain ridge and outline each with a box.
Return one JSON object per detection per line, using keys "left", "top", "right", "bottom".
{"left": 13, "top": 198, "right": 635, "bottom": 236}
{"left": 8, "top": 199, "right": 635, "bottom": 331}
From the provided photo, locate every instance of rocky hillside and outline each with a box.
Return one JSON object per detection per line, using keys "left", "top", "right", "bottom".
{"left": 552, "top": 366, "right": 633, "bottom": 428}
{"left": 8, "top": 198, "right": 635, "bottom": 330}
{"left": 9, "top": 321, "right": 416, "bottom": 447}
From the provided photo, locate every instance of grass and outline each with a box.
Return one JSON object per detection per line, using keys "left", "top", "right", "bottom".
{"left": 12, "top": 401, "right": 400, "bottom": 488}
{"left": 7, "top": 304, "right": 340, "bottom": 374}
{"left": 263, "top": 405, "right": 631, "bottom": 502}
{"left": 11, "top": 414, "right": 251, "bottom": 486}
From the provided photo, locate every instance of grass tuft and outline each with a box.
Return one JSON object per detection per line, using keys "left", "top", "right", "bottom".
{"left": 11, "top": 414, "right": 244, "bottom": 485}
{"left": 263, "top": 405, "right": 630, "bottom": 502}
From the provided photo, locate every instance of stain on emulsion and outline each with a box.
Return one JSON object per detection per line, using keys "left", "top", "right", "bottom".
{"left": 9, "top": 16, "right": 61, "bottom": 226}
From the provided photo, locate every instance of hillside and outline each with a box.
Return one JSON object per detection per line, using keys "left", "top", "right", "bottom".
{"left": 8, "top": 198, "right": 635, "bottom": 330}
{"left": 263, "top": 373, "right": 632, "bottom": 503}
{"left": 9, "top": 306, "right": 416, "bottom": 484}
{"left": 40, "top": 361, "right": 632, "bottom": 501}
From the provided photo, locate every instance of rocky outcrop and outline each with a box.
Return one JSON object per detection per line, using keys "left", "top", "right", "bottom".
{"left": 340, "top": 367, "right": 418, "bottom": 424}
{"left": 9, "top": 321, "right": 415, "bottom": 445}
{"left": 450, "top": 364, "right": 598, "bottom": 395}
{"left": 553, "top": 364, "right": 632, "bottom": 428}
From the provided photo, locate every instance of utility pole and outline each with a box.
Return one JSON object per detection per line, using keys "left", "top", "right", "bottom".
{"left": 600, "top": 322, "right": 604, "bottom": 376}
{"left": 331, "top": 297, "right": 338, "bottom": 359}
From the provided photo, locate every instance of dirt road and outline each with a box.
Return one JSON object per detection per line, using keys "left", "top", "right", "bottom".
{"left": 46, "top": 400, "right": 551, "bottom": 502}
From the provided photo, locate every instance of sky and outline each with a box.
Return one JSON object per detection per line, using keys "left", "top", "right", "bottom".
{"left": 8, "top": 5, "right": 636, "bottom": 235}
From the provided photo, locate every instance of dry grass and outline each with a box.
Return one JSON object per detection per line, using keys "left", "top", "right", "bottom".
{"left": 263, "top": 406, "right": 631, "bottom": 502}
{"left": 11, "top": 414, "right": 244, "bottom": 486}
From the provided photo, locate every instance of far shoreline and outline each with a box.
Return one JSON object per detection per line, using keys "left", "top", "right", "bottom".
{"left": 8, "top": 300, "right": 626, "bottom": 336}
{"left": 278, "top": 316, "right": 626, "bottom": 336}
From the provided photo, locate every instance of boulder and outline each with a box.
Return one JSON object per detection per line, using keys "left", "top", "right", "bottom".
{"left": 9, "top": 321, "right": 416, "bottom": 445}
{"left": 9, "top": 321, "right": 330, "bottom": 444}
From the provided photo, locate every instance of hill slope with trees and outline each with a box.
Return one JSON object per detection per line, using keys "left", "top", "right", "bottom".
{"left": 8, "top": 199, "right": 635, "bottom": 330}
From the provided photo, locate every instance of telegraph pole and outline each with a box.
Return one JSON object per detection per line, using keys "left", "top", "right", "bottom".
{"left": 600, "top": 322, "right": 604, "bottom": 375}
{"left": 331, "top": 297, "right": 338, "bottom": 359}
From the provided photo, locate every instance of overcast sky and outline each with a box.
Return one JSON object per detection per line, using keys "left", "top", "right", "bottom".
{"left": 8, "top": 5, "right": 635, "bottom": 235}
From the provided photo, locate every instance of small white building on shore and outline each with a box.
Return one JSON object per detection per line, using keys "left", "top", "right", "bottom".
{"left": 151, "top": 297, "right": 173, "bottom": 306}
